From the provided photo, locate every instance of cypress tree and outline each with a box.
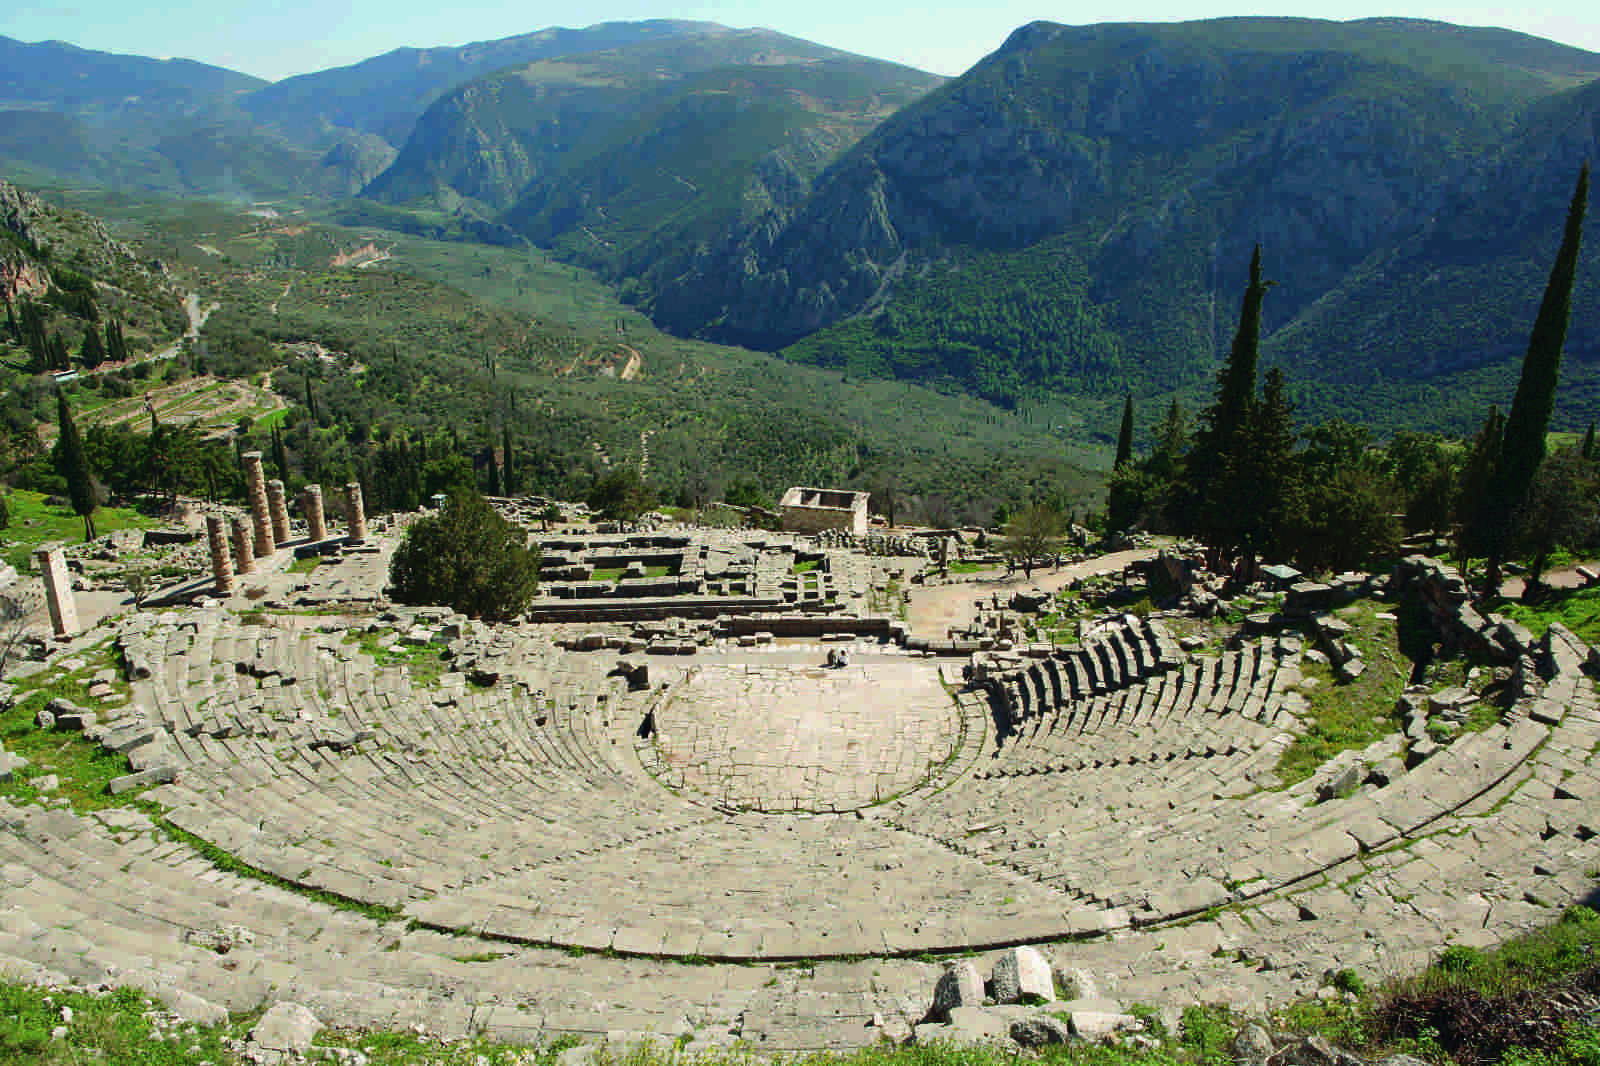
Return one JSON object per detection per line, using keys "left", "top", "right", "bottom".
{"left": 501, "top": 424, "right": 515, "bottom": 496}
{"left": 305, "top": 378, "right": 318, "bottom": 422}
{"left": 1585, "top": 423, "right": 1597, "bottom": 461}
{"left": 109, "top": 319, "right": 128, "bottom": 362}
{"left": 1187, "top": 245, "right": 1273, "bottom": 558}
{"left": 1114, "top": 395, "right": 1135, "bottom": 470}
{"left": 79, "top": 326, "right": 106, "bottom": 370}
{"left": 54, "top": 390, "right": 98, "bottom": 540}
{"left": 1474, "top": 163, "right": 1589, "bottom": 588}
{"left": 486, "top": 452, "right": 502, "bottom": 497}
{"left": 271, "top": 425, "right": 290, "bottom": 481}
{"left": 4, "top": 299, "right": 16, "bottom": 342}
{"left": 24, "top": 318, "right": 47, "bottom": 373}
{"left": 1212, "top": 245, "right": 1269, "bottom": 447}
{"left": 50, "top": 331, "right": 71, "bottom": 372}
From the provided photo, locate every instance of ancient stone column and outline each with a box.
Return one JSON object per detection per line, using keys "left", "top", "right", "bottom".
{"left": 241, "top": 451, "right": 274, "bottom": 556}
{"left": 266, "top": 478, "right": 291, "bottom": 545}
{"left": 302, "top": 484, "right": 327, "bottom": 542}
{"left": 231, "top": 516, "right": 255, "bottom": 575}
{"left": 35, "top": 546, "right": 77, "bottom": 639}
{"left": 206, "top": 514, "right": 234, "bottom": 595}
{"left": 344, "top": 482, "right": 367, "bottom": 543}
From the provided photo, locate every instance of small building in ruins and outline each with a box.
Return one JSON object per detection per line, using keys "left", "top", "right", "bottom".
{"left": 779, "top": 487, "right": 870, "bottom": 536}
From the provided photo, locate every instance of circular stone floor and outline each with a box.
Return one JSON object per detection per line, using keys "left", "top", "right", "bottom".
{"left": 646, "top": 659, "right": 960, "bottom": 811}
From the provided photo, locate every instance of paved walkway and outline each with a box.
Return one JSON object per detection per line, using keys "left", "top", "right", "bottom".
{"left": 905, "top": 548, "right": 1158, "bottom": 639}
{"left": 649, "top": 660, "right": 958, "bottom": 811}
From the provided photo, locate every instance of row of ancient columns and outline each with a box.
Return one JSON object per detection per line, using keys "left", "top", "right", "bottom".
{"left": 206, "top": 451, "right": 366, "bottom": 595}
{"left": 31, "top": 458, "right": 372, "bottom": 639}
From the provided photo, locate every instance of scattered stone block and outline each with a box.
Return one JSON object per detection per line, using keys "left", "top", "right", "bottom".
{"left": 0, "top": 749, "right": 27, "bottom": 783}
{"left": 991, "top": 945, "right": 1054, "bottom": 1004}
{"left": 1234, "top": 1024, "right": 1277, "bottom": 1066}
{"left": 101, "top": 721, "right": 157, "bottom": 754}
{"left": 1068, "top": 1010, "right": 1138, "bottom": 1040}
{"left": 1010, "top": 1015, "right": 1072, "bottom": 1047}
{"left": 1337, "top": 659, "right": 1367, "bottom": 683}
{"left": 930, "top": 960, "right": 984, "bottom": 1021}
{"left": 251, "top": 1001, "right": 323, "bottom": 1059}
{"left": 108, "top": 765, "right": 177, "bottom": 794}
{"left": 1052, "top": 966, "right": 1098, "bottom": 1001}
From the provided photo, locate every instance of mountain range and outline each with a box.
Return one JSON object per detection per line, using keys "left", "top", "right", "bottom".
{"left": 3, "top": 17, "right": 1598, "bottom": 432}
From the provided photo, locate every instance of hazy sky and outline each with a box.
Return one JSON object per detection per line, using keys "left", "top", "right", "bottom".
{"left": 4, "top": 0, "right": 1600, "bottom": 82}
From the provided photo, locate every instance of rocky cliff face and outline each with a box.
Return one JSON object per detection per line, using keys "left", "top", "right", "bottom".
{"left": 647, "top": 20, "right": 1571, "bottom": 356}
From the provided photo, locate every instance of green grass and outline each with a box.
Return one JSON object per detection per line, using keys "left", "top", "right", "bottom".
{"left": 1499, "top": 586, "right": 1600, "bottom": 644}
{"left": 1274, "top": 602, "right": 1409, "bottom": 785}
{"left": 0, "top": 640, "right": 142, "bottom": 811}
{"left": 347, "top": 629, "right": 452, "bottom": 688}
{"left": 287, "top": 555, "right": 322, "bottom": 574}
{"left": 1, "top": 489, "right": 159, "bottom": 570}
{"left": 0, "top": 981, "right": 238, "bottom": 1065}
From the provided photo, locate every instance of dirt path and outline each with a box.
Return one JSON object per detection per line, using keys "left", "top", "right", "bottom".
{"left": 268, "top": 279, "right": 290, "bottom": 314}
{"left": 1499, "top": 561, "right": 1600, "bottom": 599}
{"left": 904, "top": 547, "right": 1159, "bottom": 640}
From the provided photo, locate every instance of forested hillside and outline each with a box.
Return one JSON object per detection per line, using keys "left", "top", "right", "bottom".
{"left": 4, "top": 185, "right": 1101, "bottom": 523}
{"left": 617, "top": 18, "right": 1600, "bottom": 429}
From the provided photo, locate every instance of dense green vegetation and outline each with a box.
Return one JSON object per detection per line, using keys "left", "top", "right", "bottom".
{"left": 783, "top": 241, "right": 1126, "bottom": 406}
{"left": 1109, "top": 192, "right": 1595, "bottom": 589}
{"left": 389, "top": 491, "right": 541, "bottom": 621}
{"left": 3, "top": 184, "right": 1106, "bottom": 523}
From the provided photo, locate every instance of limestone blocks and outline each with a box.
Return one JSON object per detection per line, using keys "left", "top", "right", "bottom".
{"left": 241, "top": 451, "right": 274, "bottom": 556}
{"left": 344, "top": 482, "right": 367, "bottom": 543}
{"left": 919, "top": 949, "right": 1140, "bottom": 1049}
{"left": 231, "top": 516, "right": 256, "bottom": 575}
{"left": 302, "top": 484, "right": 327, "bottom": 542}
{"left": 266, "top": 478, "right": 291, "bottom": 545}
{"left": 205, "top": 514, "right": 233, "bottom": 594}
{"left": 34, "top": 546, "right": 77, "bottom": 638}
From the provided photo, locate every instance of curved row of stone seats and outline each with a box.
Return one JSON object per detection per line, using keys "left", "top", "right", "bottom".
{"left": 897, "top": 675, "right": 1559, "bottom": 925}
{"left": 980, "top": 638, "right": 1297, "bottom": 779}
{"left": 120, "top": 617, "right": 710, "bottom": 912}
{"left": 0, "top": 799, "right": 767, "bottom": 1043}
{"left": 984, "top": 616, "right": 1184, "bottom": 727}
{"left": 0, "top": 800, "right": 474, "bottom": 1028}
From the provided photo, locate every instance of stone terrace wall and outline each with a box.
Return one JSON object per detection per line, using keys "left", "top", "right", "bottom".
{"left": 1390, "top": 555, "right": 1539, "bottom": 686}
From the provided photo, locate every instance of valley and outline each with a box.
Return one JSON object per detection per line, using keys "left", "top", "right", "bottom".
{"left": 6, "top": 16, "right": 1599, "bottom": 439}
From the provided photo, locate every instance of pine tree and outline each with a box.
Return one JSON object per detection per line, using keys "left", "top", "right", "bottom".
{"left": 1114, "top": 395, "right": 1135, "bottom": 470}
{"left": 1211, "top": 245, "right": 1270, "bottom": 449}
{"left": 54, "top": 390, "right": 98, "bottom": 540}
{"left": 1471, "top": 163, "right": 1589, "bottom": 590}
